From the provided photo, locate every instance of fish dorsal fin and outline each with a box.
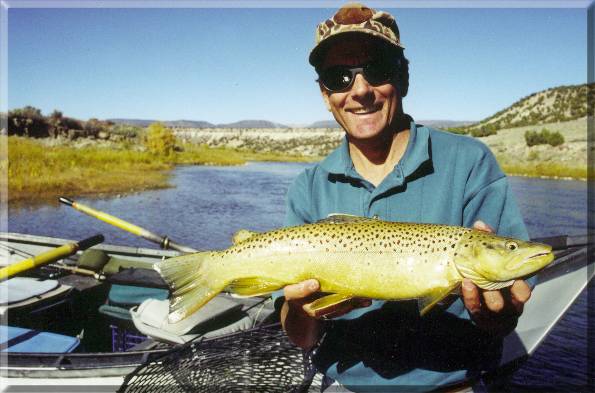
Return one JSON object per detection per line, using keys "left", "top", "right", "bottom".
{"left": 302, "top": 293, "right": 355, "bottom": 318}
{"left": 317, "top": 214, "right": 378, "bottom": 225}
{"left": 232, "top": 229, "right": 259, "bottom": 245}
{"left": 455, "top": 263, "right": 515, "bottom": 290}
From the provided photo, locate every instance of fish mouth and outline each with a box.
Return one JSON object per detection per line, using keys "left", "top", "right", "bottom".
{"left": 507, "top": 251, "right": 554, "bottom": 271}
{"left": 525, "top": 251, "right": 552, "bottom": 261}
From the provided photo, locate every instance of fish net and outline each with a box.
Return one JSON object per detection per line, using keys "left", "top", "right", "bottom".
{"left": 118, "top": 323, "right": 317, "bottom": 393}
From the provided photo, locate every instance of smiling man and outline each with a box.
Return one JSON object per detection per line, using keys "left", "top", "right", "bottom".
{"left": 278, "top": 3, "right": 532, "bottom": 392}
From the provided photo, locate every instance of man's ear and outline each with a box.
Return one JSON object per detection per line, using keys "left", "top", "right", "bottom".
{"left": 319, "top": 83, "right": 332, "bottom": 112}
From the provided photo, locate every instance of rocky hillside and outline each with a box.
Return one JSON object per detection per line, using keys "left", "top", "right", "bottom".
{"left": 463, "top": 83, "right": 592, "bottom": 133}
{"left": 175, "top": 128, "right": 343, "bottom": 157}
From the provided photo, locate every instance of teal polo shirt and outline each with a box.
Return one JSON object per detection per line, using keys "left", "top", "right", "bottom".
{"left": 280, "top": 121, "right": 529, "bottom": 392}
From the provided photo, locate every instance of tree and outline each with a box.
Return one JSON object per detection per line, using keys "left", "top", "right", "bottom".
{"left": 144, "top": 122, "right": 177, "bottom": 155}
{"left": 8, "top": 106, "right": 48, "bottom": 137}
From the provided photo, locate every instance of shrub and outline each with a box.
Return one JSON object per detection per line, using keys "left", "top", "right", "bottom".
{"left": 144, "top": 122, "right": 177, "bottom": 155}
{"left": 111, "top": 124, "right": 143, "bottom": 139}
{"left": 8, "top": 106, "right": 49, "bottom": 137}
{"left": 445, "top": 127, "right": 468, "bottom": 135}
{"left": 525, "top": 128, "right": 565, "bottom": 147}
{"left": 470, "top": 126, "right": 497, "bottom": 137}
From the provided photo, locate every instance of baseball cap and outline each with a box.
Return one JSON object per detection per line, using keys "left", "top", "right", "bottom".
{"left": 309, "top": 3, "right": 405, "bottom": 67}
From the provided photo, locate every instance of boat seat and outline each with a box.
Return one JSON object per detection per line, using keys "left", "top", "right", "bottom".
{"left": 0, "top": 278, "right": 73, "bottom": 317}
{"left": 98, "top": 284, "right": 169, "bottom": 321}
{"left": 131, "top": 296, "right": 252, "bottom": 344}
{"left": 0, "top": 325, "right": 80, "bottom": 353}
{"left": 0, "top": 277, "right": 60, "bottom": 305}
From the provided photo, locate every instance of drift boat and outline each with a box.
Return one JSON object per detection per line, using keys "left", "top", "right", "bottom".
{"left": 0, "top": 231, "right": 592, "bottom": 392}
{"left": 0, "top": 232, "right": 276, "bottom": 390}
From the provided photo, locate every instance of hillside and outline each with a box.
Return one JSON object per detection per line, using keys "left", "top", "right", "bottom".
{"left": 217, "top": 120, "right": 288, "bottom": 129}
{"left": 109, "top": 118, "right": 215, "bottom": 128}
{"left": 463, "top": 83, "right": 592, "bottom": 133}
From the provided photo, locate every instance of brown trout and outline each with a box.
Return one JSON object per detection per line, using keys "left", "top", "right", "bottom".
{"left": 155, "top": 215, "right": 554, "bottom": 323}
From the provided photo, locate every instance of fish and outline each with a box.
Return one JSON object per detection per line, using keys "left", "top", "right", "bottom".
{"left": 154, "top": 215, "right": 554, "bottom": 323}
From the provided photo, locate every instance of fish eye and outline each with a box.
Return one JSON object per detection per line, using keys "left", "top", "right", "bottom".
{"left": 506, "top": 241, "right": 518, "bottom": 251}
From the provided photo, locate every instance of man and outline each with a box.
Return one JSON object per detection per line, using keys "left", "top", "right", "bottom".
{"left": 277, "top": 3, "right": 533, "bottom": 392}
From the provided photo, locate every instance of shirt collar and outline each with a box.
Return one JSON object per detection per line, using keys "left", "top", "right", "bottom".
{"left": 319, "top": 119, "right": 431, "bottom": 180}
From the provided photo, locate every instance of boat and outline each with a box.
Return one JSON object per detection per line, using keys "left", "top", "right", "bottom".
{"left": 0, "top": 232, "right": 277, "bottom": 390}
{"left": 0, "top": 231, "right": 593, "bottom": 392}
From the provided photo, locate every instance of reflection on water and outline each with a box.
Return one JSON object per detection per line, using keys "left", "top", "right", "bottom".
{"left": 7, "top": 162, "right": 591, "bottom": 390}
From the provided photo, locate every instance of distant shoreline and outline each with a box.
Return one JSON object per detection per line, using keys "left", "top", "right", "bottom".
{"left": 7, "top": 125, "right": 588, "bottom": 204}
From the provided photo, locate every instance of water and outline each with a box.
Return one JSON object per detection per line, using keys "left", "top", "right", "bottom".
{"left": 7, "top": 162, "right": 592, "bottom": 390}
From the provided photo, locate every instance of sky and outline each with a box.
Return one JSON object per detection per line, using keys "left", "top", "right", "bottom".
{"left": 5, "top": 1, "right": 590, "bottom": 125}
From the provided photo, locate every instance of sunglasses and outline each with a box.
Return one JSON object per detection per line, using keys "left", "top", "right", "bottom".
{"left": 317, "top": 61, "right": 397, "bottom": 93}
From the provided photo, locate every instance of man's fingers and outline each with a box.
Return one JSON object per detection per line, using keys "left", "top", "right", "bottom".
{"left": 472, "top": 220, "right": 493, "bottom": 233}
{"left": 482, "top": 290, "right": 505, "bottom": 313}
{"left": 352, "top": 298, "right": 372, "bottom": 308}
{"left": 510, "top": 280, "right": 531, "bottom": 313}
{"left": 284, "top": 279, "right": 319, "bottom": 301}
{"left": 461, "top": 279, "right": 481, "bottom": 315}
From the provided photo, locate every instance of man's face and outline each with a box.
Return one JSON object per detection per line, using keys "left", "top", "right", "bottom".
{"left": 319, "top": 36, "right": 403, "bottom": 143}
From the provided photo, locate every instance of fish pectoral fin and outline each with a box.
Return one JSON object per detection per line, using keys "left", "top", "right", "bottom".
{"left": 418, "top": 284, "right": 459, "bottom": 317}
{"left": 231, "top": 229, "right": 259, "bottom": 245}
{"left": 302, "top": 293, "right": 354, "bottom": 318}
{"left": 474, "top": 279, "right": 515, "bottom": 290}
{"left": 227, "top": 277, "right": 285, "bottom": 297}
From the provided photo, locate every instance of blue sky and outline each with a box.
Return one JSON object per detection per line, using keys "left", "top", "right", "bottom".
{"left": 6, "top": 2, "right": 589, "bottom": 125}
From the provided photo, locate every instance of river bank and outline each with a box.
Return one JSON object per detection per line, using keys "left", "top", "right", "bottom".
{"left": 6, "top": 117, "right": 589, "bottom": 204}
{"left": 5, "top": 136, "right": 315, "bottom": 204}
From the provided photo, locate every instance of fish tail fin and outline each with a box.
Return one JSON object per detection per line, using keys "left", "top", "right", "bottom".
{"left": 154, "top": 252, "right": 225, "bottom": 323}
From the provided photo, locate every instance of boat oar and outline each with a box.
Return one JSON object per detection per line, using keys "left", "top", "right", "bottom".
{"left": 59, "top": 197, "right": 198, "bottom": 254}
{"left": 0, "top": 234, "right": 104, "bottom": 281}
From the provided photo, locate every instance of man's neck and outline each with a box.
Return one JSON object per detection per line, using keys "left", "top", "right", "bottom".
{"left": 348, "top": 126, "right": 410, "bottom": 187}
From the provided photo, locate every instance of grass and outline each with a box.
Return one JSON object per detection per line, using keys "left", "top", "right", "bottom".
{"left": 6, "top": 132, "right": 589, "bottom": 205}
{"left": 496, "top": 152, "right": 592, "bottom": 180}
{"left": 497, "top": 157, "right": 590, "bottom": 180}
{"left": 5, "top": 136, "right": 316, "bottom": 203}
{"left": 174, "top": 142, "right": 317, "bottom": 165}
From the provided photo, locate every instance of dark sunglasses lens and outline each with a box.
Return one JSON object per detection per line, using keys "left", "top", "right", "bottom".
{"left": 364, "top": 62, "right": 393, "bottom": 85}
{"left": 320, "top": 67, "right": 353, "bottom": 91}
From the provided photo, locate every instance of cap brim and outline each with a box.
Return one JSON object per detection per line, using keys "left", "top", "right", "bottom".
{"left": 309, "top": 30, "right": 405, "bottom": 68}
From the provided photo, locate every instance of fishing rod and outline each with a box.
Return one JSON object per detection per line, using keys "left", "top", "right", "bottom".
{"left": 59, "top": 197, "right": 198, "bottom": 254}
{"left": 0, "top": 234, "right": 104, "bottom": 281}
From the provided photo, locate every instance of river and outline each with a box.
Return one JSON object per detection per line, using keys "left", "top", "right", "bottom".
{"left": 7, "top": 162, "right": 592, "bottom": 391}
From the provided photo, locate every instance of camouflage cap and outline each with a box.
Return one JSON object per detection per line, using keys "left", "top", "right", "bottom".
{"left": 309, "top": 3, "right": 405, "bottom": 67}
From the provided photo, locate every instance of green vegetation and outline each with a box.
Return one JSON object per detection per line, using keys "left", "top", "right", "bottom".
{"left": 7, "top": 136, "right": 170, "bottom": 203}
{"left": 6, "top": 134, "right": 313, "bottom": 203}
{"left": 470, "top": 127, "right": 498, "bottom": 137}
{"left": 7, "top": 106, "right": 113, "bottom": 138}
{"left": 524, "top": 128, "right": 565, "bottom": 147}
{"left": 458, "top": 83, "right": 593, "bottom": 135}
{"left": 144, "top": 122, "right": 176, "bottom": 156}
{"left": 445, "top": 127, "right": 468, "bottom": 135}
{"left": 498, "top": 160, "right": 589, "bottom": 180}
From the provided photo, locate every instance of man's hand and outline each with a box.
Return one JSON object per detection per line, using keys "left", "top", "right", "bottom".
{"left": 280, "top": 279, "right": 371, "bottom": 349}
{"left": 461, "top": 220, "right": 532, "bottom": 336}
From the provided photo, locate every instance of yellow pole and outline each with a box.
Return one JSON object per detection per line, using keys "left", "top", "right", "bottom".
{"left": 0, "top": 234, "right": 104, "bottom": 281}
{"left": 70, "top": 201, "right": 149, "bottom": 238}
{"left": 59, "top": 197, "right": 197, "bottom": 253}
